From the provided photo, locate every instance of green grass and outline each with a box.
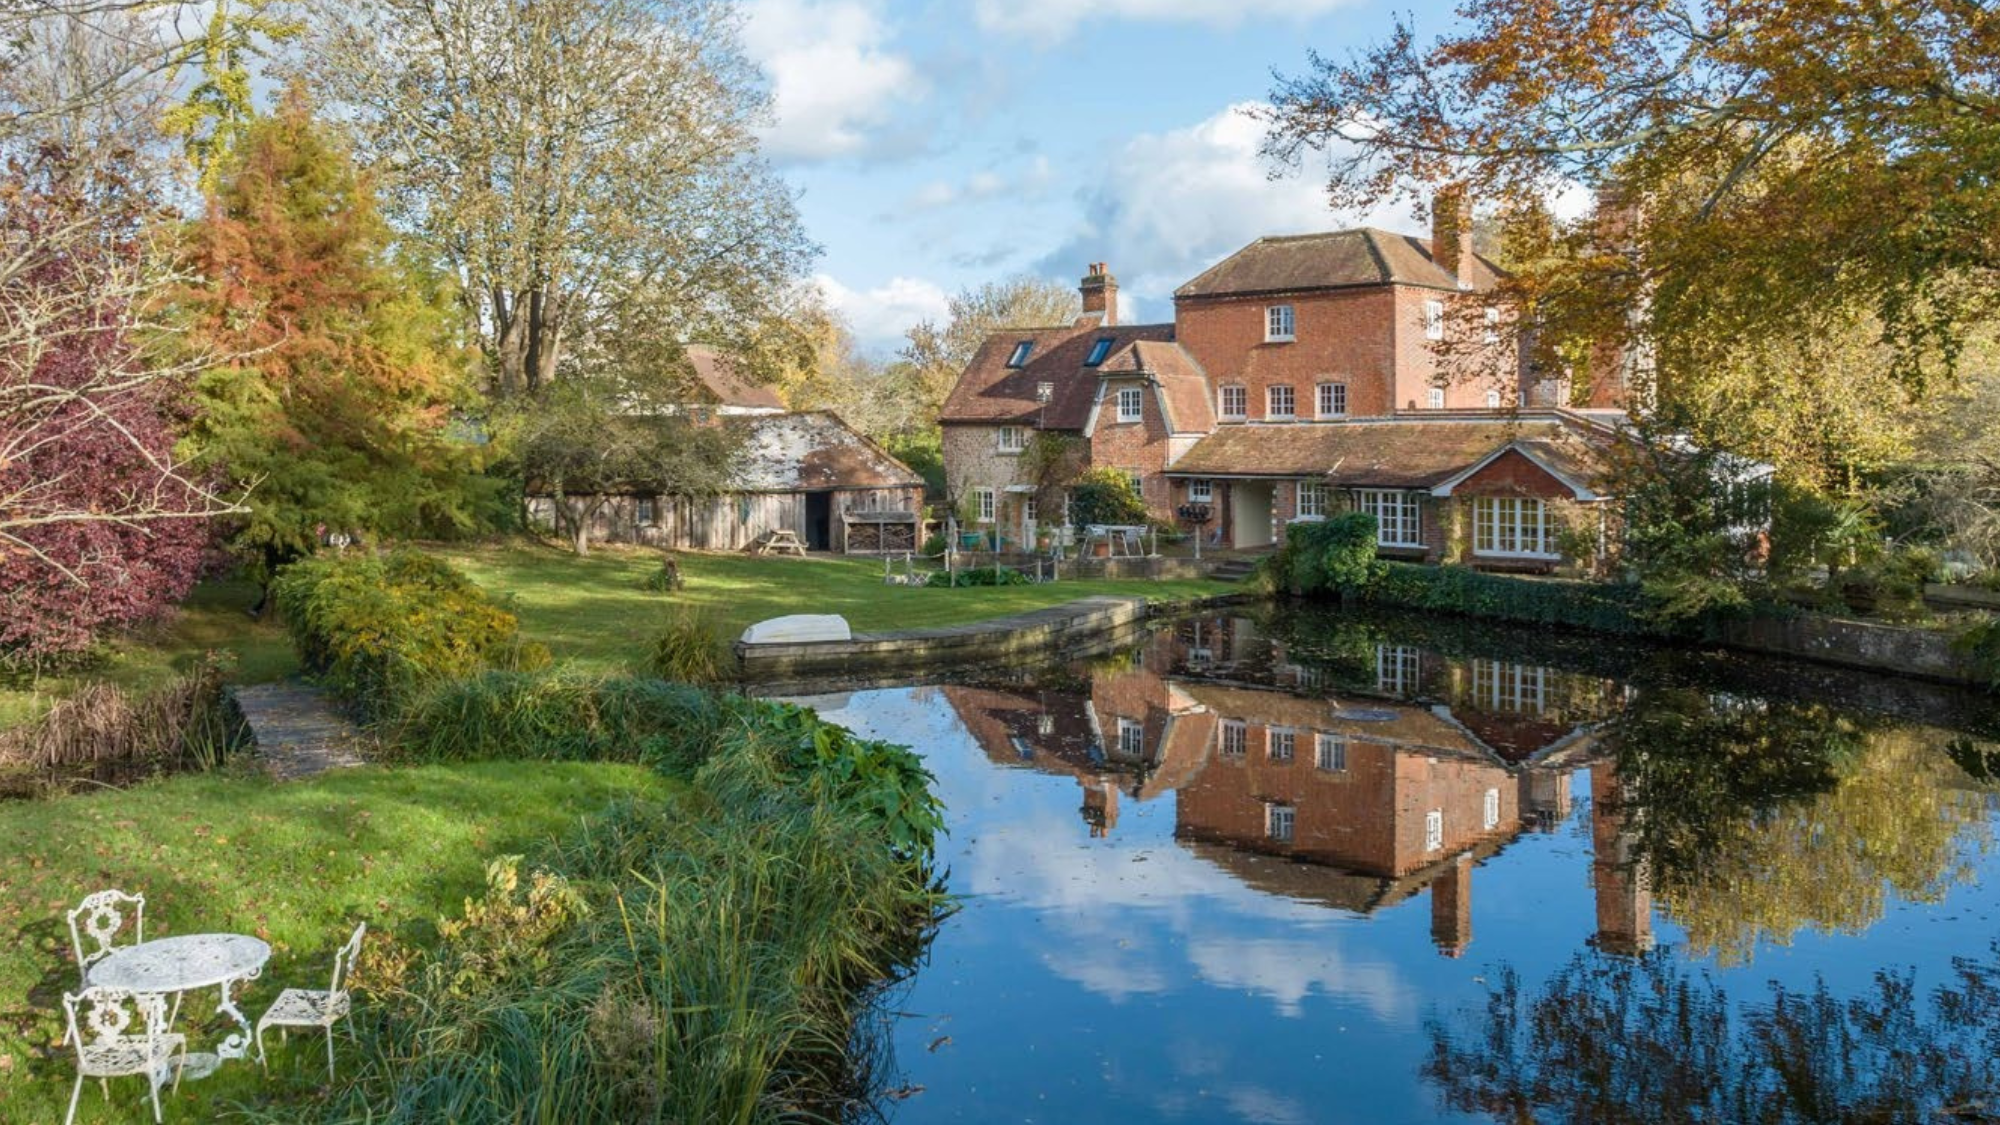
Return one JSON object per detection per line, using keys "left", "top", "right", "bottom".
{"left": 0, "top": 760, "right": 669, "bottom": 1123}
{"left": 435, "top": 540, "right": 1231, "bottom": 673}
{"left": 0, "top": 577, "right": 296, "bottom": 730}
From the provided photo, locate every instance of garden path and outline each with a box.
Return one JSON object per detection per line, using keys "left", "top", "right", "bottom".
{"left": 233, "top": 682, "right": 370, "bottom": 779}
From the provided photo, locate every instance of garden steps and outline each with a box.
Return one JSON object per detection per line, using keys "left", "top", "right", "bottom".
{"left": 232, "top": 682, "right": 370, "bottom": 780}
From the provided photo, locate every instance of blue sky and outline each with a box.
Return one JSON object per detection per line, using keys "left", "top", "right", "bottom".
{"left": 737, "top": 0, "right": 1465, "bottom": 352}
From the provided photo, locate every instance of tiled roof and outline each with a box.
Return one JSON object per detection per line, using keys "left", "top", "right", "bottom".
{"left": 1165, "top": 414, "right": 1612, "bottom": 490}
{"left": 939, "top": 323, "right": 1180, "bottom": 429}
{"left": 1174, "top": 228, "right": 1503, "bottom": 299}
{"left": 685, "top": 344, "right": 786, "bottom": 411}
{"left": 1095, "top": 340, "right": 1217, "bottom": 433}
{"left": 732, "top": 411, "right": 924, "bottom": 492}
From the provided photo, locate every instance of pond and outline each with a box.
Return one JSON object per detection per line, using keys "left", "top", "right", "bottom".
{"left": 786, "top": 604, "right": 2000, "bottom": 1124}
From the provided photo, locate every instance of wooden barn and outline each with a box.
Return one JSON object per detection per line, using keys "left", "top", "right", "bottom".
{"left": 529, "top": 411, "right": 926, "bottom": 554}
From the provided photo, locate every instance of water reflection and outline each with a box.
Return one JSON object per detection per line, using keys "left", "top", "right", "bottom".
{"left": 791, "top": 607, "right": 2000, "bottom": 1123}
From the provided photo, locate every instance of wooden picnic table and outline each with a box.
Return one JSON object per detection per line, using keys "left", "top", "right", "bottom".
{"left": 754, "top": 529, "right": 808, "bottom": 556}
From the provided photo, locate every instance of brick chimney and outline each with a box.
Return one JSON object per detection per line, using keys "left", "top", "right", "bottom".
{"left": 1431, "top": 185, "right": 1476, "bottom": 289}
{"left": 1080, "top": 263, "right": 1118, "bottom": 326}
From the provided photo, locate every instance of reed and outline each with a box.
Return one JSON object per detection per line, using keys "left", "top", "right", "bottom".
{"left": 0, "top": 656, "right": 245, "bottom": 771}
{"left": 648, "top": 608, "right": 735, "bottom": 685}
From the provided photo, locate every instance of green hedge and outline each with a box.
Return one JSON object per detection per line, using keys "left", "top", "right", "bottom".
{"left": 1358, "top": 562, "right": 1662, "bottom": 637}
{"left": 271, "top": 549, "right": 548, "bottom": 718}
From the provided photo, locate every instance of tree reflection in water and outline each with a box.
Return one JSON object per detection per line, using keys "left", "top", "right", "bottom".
{"left": 1610, "top": 691, "right": 1996, "bottom": 964}
{"left": 1424, "top": 947, "right": 2000, "bottom": 1124}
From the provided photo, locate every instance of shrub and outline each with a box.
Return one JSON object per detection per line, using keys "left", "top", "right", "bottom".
{"left": 271, "top": 549, "right": 547, "bottom": 717}
{"left": 926, "top": 565, "right": 1030, "bottom": 588}
{"left": 393, "top": 670, "right": 726, "bottom": 771}
{"left": 1271, "top": 513, "right": 1383, "bottom": 595}
{"left": 648, "top": 610, "right": 733, "bottom": 685}
{"left": 1068, "top": 467, "right": 1147, "bottom": 528}
{"left": 642, "top": 553, "right": 684, "bottom": 593}
{"left": 1360, "top": 562, "right": 1663, "bottom": 636}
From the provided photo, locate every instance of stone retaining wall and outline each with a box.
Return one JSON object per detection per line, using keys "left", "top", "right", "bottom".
{"left": 1715, "top": 614, "right": 1982, "bottom": 685}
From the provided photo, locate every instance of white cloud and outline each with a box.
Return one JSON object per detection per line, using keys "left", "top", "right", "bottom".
{"left": 813, "top": 272, "right": 950, "bottom": 350}
{"left": 741, "top": 0, "right": 920, "bottom": 161}
{"left": 902, "top": 155, "right": 1055, "bottom": 213}
{"left": 1043, "top": 102, "right": 1410, "bottom": 304}
{"left": 975, "top": 0, "right": 1358, "bottom": 40}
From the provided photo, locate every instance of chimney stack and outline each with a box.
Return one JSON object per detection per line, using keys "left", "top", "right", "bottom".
{"left": 1431, "top": 185, "right": 1476, "bottom": 289}
{"left": 1080, "top": 262, "right": 1118, "bottom": 326}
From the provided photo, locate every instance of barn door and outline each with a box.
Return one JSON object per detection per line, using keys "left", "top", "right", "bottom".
{"left": 805, "top": 492, "right": 832, "bottom": 551}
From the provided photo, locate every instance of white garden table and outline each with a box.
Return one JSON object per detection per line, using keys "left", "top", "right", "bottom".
{"left": 87, "top": 934, "right": 270, "bottom": 1080}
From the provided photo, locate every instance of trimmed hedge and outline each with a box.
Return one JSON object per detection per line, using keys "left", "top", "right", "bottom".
{"left": 1358, "top": 562, "right": 1662, "bottom": 637}
{"left": 271, "top": 549, "right": 548, "bottom": 718}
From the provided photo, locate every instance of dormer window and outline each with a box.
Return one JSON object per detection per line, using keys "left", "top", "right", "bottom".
{"left": 1085, "top": 338, "right": 1115, "bottom": 366}
{"left": 1266, "top": 304, "right": 1296, "bottom": 342}
{"left": 1116, "top": 386, "right": 1144, "bottom": 423}
{"left": 1007, "top": 341, "right": 1034, "bottom": 368}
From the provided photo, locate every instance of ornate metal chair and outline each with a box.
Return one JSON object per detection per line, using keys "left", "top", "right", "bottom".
{"left": 67, "top": 889, "right": 145, "bottom": 985}
{"left": 256, "top": 922, "right": 365, "bottom": 1080}
{"left": 60, "top": 987, "right": 185, "bottom": 1125}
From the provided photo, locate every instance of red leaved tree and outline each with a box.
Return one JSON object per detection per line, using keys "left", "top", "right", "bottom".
{"left": 0, "top": 149, "right": 235, "bottom": 668}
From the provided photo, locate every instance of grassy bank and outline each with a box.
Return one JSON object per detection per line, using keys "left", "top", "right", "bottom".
{"left": 0, "top": 760, "right": 669, "bottom": 1123}
{"left": 0, "top": 577, "right": 296, "bottom": 731}
{"left": 435, "top": 540, "right": 1230, "bottom": 673}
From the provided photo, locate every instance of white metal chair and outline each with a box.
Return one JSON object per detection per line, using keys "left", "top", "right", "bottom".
{"left": 256, "top": 922, "right": 364, "bottom": 1080}
{"left": 61, "top": 987, "right": 185, "bottom": 1125}
{"left": 67, "top": 889, "right": 144, "bottom": 985}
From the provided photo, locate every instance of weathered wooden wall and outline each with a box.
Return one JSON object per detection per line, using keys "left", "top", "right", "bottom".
{"left": 529, "top": 486, "right": 924, "bottom": 552}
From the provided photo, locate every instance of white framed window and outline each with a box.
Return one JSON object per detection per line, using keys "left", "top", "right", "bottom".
{"left": 1219, "top": 384, "right": 1248, "bottom": 420}
{"left": 1484, "top": 389, "right": 1501, "bottom": 409}
{"left": 997, "top": 425, "right": 1026, "bottom": 453}
{"left": 635, "top": 497, "right": 657, "bottom": 525}
{"left": 1188, "top": 478, "right": 1213, "bottom": 503}
{"left": 1296, "top": 481, "right": 1327, "bottom": 519}
{"left": 1424, "top": 300, "right": 1445, "bottom": 341}
{"left": 1007, "top": 341, "right": 1034, "bottom": 367}
{"left": 1116, "top": 386, "right": 1144, "bottom": 423}
{"left": 1125, "top": 471, "right": 1144, "bottom": 497}
{"left": 1376, "top": 644, "right": 1421, "bottom": 696}
{"left": 1472, "top": 496, "right": 1557, "bottom": 558}
{"left": 1315, "top": 732, "right": 1347, "bottom": 772}
{"left": 1316, "top": 382, "right": 1347, "bottom": 419}
{"left": 1266, "top": 304, "right": 1296, "bottom": 342}
{"left": 1427, "top": 387, "right": 1446, "bottom": 410}
{"left": 1483, "top": 306, "right": 1501, "bottom": 344}
{"left": 1355, "top": 489, "right": 1422, "bottom": 547}
{"left": 1117, "top": 717, "right": 1145, "bottom": 758}
{"left": 1425, "top": 809, "right": 1444, "bottom": 852}
{"left": 1483, "top": 787, "right": 1501, "bottom": 831}
{"left": 1268, "top": 385, "right": 1295, "bottom": 419}
{"left": 1267, "top": 803, "right": 1295, "bottom": 842}
{"left": 975, "top": 487, "right": 996, "bottom": 523}
{"left": 1023, "top": 497, "right": 1039, "bottom": 524}
{"left": 1269, "top": 728, "right": 1295, "bottom": 762}
{"left": 1472, "top": 659, "right": 1549, "bottom": 714}
{"left": 1221, "top": 719, "right": 1247, "bottom": 757}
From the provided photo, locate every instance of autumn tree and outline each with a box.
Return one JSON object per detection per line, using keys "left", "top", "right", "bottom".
{"left": 158, "top": 0, "right": 301, "bottom": 189}
{"left": 1265, "top": 0, "right": 2000, "bottom": 452}
{"left": 180, "top": 89, "right": 488, "bottom": 594}
{"left": 0, "top": 148, "right": 229, "bottom": 667}
{"left": 304, "top": 0, "right": 814, "bottom": 397}
{"left": 899, "top": 275, "right": 1078, "bottom": 418}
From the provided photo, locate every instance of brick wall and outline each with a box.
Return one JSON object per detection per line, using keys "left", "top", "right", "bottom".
{"left": 1088, "top": 373, "right": 1176, "bottom": 516}
{"left": 1175, "top": 288, "right": 1401, "bottom": 420}
{"left": 1390, "top": 286, "right": 1523, "bottom": 411}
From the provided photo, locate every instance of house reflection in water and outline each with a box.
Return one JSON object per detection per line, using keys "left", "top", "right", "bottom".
{"left": 940, "top": 615, "right": 1654, "bottom": 959}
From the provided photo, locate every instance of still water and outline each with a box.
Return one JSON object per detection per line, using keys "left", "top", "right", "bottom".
{"left": 790, "top": 605, "right": 2000, "bottom": 1124}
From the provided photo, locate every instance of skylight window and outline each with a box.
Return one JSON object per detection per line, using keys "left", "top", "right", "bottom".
{"left": 1085, "top": 337, "right": 1114, "bottom": 366}
{"left": 1006, "top": 341, "right": 1034, "bottom": 368}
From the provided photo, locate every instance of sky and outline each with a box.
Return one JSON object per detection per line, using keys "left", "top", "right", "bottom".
{"left": 735, "top": 0, "right": 1467, "bottom": 353}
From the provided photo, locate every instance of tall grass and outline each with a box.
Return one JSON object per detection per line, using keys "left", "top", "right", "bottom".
{"left": 286, "top": 737, "right": 943, "bottom": 1124}
{"left": 0, "top": 655, "right": 245, "bottom": 771}
{"left": 648, "top": 608, "right": 734, "bottom": 686}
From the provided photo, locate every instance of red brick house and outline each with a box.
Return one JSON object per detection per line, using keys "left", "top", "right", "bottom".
{"left": 938, "top": 205, "right": 1629, "bottom": 570}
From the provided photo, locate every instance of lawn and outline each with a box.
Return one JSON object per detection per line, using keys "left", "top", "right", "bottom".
{"left": 0, "top": 577, "right": 296, "bottom": 731}
{"left": 0, "top": 759, "right": 669, "bottom": 1123}
{"left": 435, "top": 540, "right": 1233, "bottom": 674}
